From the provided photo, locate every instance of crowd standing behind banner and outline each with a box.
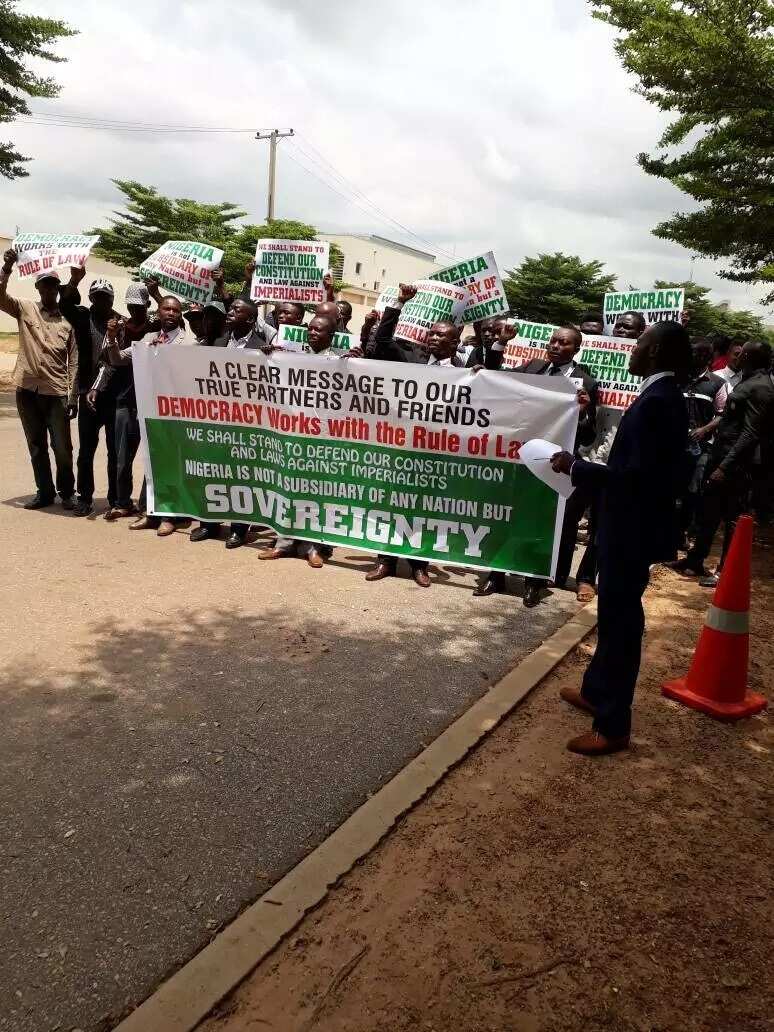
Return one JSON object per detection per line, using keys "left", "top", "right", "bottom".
{"left": 2, "top": 240, "right": 773, "bottom": 756}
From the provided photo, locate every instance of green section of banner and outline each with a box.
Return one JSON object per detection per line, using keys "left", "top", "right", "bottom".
{"left": 145, "top": 419, "right": 559, "bottom": 575}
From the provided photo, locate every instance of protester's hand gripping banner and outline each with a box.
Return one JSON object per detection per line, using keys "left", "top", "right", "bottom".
{"left": 139, "top": 241, "right": 224, "bottom": 304}
{"left": 577, "top": 334, "right": 641, "bottom": 410}
{"left": 394, "top": 280, "right": 468, "bottom": 346}
{"left": 430, "top": 251, "right": 507, "bottom": 324}
{"left": 12, "top": 233, "right": 100, "bottom": 278}
{"left": 277, "top": 323, "right": 357, "bottom": 354}
{"left": 134, "top": 346, "right": 579, "bottom": 578}
{"left": 250, "top": 239, "right": 330, "bottom": 305}
{"left": 602, "top": 287, "right": 684, "bottom": 335}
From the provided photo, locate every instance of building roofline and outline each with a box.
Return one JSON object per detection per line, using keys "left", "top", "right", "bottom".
{"left": 317, "top": 231, "right": 436, "bottom": 262}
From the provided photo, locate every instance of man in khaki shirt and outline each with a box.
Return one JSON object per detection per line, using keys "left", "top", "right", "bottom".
{"left": 0, "top": 248, "right": 78, "bottom": 509}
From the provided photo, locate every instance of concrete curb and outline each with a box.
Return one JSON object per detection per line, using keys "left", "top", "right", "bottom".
{"left": 115, "top": 604, "right": 598, "bottom": 1032}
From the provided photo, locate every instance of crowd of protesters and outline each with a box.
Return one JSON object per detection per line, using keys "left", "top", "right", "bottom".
{"left": 2, "top": 247, "right": 773, "bottom": 603}
{"left": 5, "top": 245, "right": 774, "bottom": 756}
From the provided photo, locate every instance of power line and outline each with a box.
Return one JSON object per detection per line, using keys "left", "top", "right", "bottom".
{"left": 293, "top": 132, "right": 455, "bottom": 260}
{"left": 20, "top": 115, "right": 258, "bottom": 134}
{"left": 19, "top": 108, "right": 455, "bottom": 261}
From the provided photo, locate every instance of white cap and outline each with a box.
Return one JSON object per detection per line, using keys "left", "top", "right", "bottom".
{"left": 35, "top": 269, "right": 61, "bottom": 284}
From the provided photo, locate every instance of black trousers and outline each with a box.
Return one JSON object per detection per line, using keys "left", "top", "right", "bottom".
{"left": 198, "top": 521, "right": 249, "bottom": 538}
{"left": 526, "top": 484, "right": 597, "bottom": 589}
{"left": 77, "top": 393, "right": 117, "bottom": 505}
{"left": 581, "top": 550, "right": 651, "bottom": 739}
{"left": 376, "top": 554, "right": 429, "bottom": 573}
{"left": 115, "top": 405, "right": 141, "bottom": 509}
{"left": 16, "top": 388, "right": 74, "bottom": 500}
{"left": 686, "top": 467, "right": 747, "bottom": 571}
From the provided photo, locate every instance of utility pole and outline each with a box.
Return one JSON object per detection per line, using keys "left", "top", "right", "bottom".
{"left": 256, "top": 129, "right": 294, "bottom": 222}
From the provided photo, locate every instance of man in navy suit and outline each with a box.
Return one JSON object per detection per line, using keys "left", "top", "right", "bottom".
{"left": 550, "top": 321, "right": 691, "bottom": 756}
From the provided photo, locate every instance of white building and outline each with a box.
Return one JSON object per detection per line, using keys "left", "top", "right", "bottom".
{"left": 318, "top": 233, "right": 440, "bottom": 328}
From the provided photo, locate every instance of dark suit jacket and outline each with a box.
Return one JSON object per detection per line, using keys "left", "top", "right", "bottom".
{"left": 571, "top": 375, "right": 688, "bottom": 564}
{"left": 465, "top": 341, "right": 504, "bottom": 370}
{"left": 369, "top": 305, "right": 429, "bottom": 365}
{"left": 58, "top": 287, "right": 120, "bottom": 393}
{"left": 711, "top": 369, "right": 774, "bottom": 474}
{"left": 508, "top": 358, "right": 598, "bottom": 451}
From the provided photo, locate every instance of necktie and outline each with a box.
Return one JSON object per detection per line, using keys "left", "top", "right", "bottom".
{"left": 549, "top": 365, "right": 562, "bottom": 375}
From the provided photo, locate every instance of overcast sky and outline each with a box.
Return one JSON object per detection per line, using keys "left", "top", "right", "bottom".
{"left": 3, "top": 0, "right": 769, "bottom": 319}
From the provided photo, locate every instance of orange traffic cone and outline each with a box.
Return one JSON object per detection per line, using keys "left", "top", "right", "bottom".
{"left": 662, "top": 515, "right": 767, "bottom": 721}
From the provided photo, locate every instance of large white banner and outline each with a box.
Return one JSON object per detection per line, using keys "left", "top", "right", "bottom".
{"left": 133, "top": 345, "right": 579, "bottom": 578}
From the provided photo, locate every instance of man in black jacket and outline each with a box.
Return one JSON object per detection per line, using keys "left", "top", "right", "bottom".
{"left": 465, "top": 315, "right": 509, "bottom": 370}
{"left": 676, "top": 337, "right": 724, "bottom": 546}
{"left": 364, "top": 283, "right": 461, "bottom": 587}
{"left": 551, "top": 321, "right": 690, "bottom": 755}
{"left": 674, "top": 341, "right": 774, "bottom": 586}
{"left": 475, "top": 326, "right": 598, "bottom": 605}
{"left": 59, "top": 266, "right": 120, "bottom": 516}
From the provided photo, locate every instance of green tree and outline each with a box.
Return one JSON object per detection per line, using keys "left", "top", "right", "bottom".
{"left": 88, "top": 180, "right": 341, "bottom": 295}
{"left": 591, "top": 0, "right": 774, "bottom": 304}
{"left": 503, "top": 252, "right": 617, "bottom": 324}
{"left": 662, "top": 280, "right": 774, "bottom": 345}
{"left": 0, "top": 0, "right": 76, "bottom": 179}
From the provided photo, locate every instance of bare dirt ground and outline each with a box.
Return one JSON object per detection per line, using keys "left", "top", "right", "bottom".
{"left": 200, "top": 538, "right": 774, "bottom": 1032}
{"left": 0, "top": 336, "right": 16, "bottom": 390}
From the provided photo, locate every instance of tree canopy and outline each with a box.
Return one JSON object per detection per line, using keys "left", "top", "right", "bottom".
{"left": 665, "top": 280, "right": 774, "bottom": 345}
{"left": 0, "top": 0, "right": 76, "bottom": 179}
{"left": 592, "top": 0, "right": 774, "bottom": 304}
{"left": 87, "top": 180, "right": 341, "bottom": 294}
{"left": 503, "top": 252, "right": 617, "bottom": 324}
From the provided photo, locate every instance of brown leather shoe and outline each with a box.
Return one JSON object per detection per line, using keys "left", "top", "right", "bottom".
{"left": 258, "top": 548, "right": 293, "bottom": 560}
{"left": 104, "top": 505, "right": 137, "bottom": 522}
{"left": 412, "top": 568, "right": 431, "bottom": 588}
{"left": 306, "top": 548, "right": 324, "bottom": 569}
{"left": 365, "top": 563, "right": 392, "bottom": 582}
{"left": 576, "top": 582, "right": 596, "bottom": 604}
{"left": 560, "top": 684, "right": 597, "bottom": 716}
{"left": 567, "top": 730, "right": 630, "bottom": 756}
{"left": 129, "top": 515, "right": 156, "bottom": 530}
{"left": 156, "top": 519, "right": 177, "bottom": 537}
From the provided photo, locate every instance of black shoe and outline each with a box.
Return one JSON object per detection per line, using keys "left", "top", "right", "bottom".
{"left": 699, "top": 572, "right": 720, "bottom": 588}
{"left": 523, "top": 584, "right": 542, "bottom": 608}
{"left": 23, "top": 494, "right": 55, "bottom": 510}
{"left": 473, "top": 573, "right": 506, "bottom": 597}
{"left": 668, "top": 558, "right": 707, "bottom": 578}
{"left": 190, "top": 526, "right": 216, "bottom": 543}
{"left": 73, "top": 499, "right": 92, "bottom": 517}
{"left": 60, "top": 496, "right": 76, "bottom": 511}
{"left": 225, "top": 532, "right": 246, "bottom": 550}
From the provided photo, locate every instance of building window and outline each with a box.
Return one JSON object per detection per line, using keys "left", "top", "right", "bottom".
{"left": 373, "top": 281, "right": 380, "bottom": 291}
{"left": 381, "top": 269, "right": 386, "bottom": 277}
{"left": 355, "top": 261, "right": 362, "bottom": 275}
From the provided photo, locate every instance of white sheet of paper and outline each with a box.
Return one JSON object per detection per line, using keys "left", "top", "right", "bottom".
{"left": 520, "top": 438, "right": 575, "bottom": 499}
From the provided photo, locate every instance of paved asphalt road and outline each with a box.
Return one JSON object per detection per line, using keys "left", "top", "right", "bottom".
{"left": 0, "top": 393, "right": 581, "bottom": 1032}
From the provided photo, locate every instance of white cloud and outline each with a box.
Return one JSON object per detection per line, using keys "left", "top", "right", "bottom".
{"left": 2, "top": 0, "right": 769, "bottom": 320}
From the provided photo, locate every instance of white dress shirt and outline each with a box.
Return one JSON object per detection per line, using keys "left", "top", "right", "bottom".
{"left": 638, "top": 370, "right": 675, "bottom": 393}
